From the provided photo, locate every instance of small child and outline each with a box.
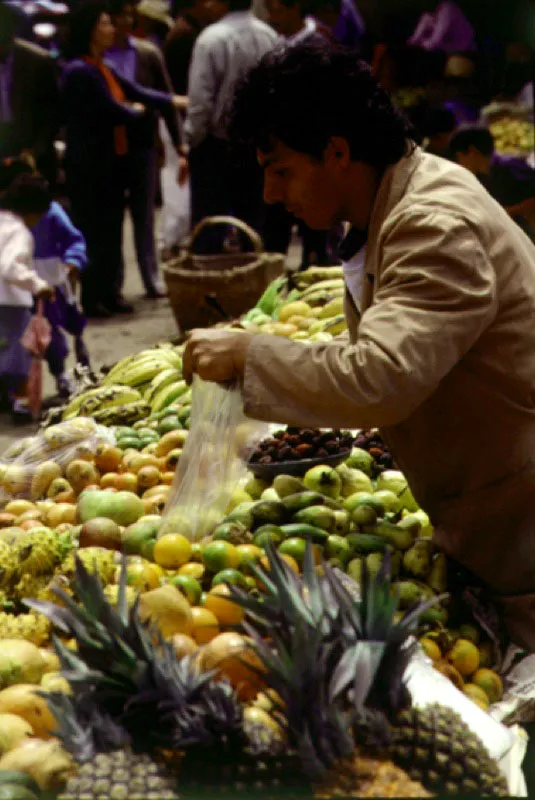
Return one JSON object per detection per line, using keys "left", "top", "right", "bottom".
{"left": 31, "top": 195, "right": 91, "bottom": 397}
{"left": 1, "top": 158, "right": 91, "bottom": 398}
{"left": 0, "top": 173, "right": 54, "bottom": 422}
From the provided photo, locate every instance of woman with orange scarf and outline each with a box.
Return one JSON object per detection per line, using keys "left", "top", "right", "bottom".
{"left": 62, "top": 1, "right": 182, "bottom": 318}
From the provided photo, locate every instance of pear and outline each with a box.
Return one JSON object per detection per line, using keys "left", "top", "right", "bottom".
{"left": 303, "top": 465, "right": 342, "bottom": 500}
{"left": 427, "top": 552, "right": 448, "bottom": 594}
{"left": 273, "top": 475, "right": 305, "bottom": 498}
{"left": 243, "top": 477, "right": 270, "bottom": 500}
{"left": 344, "top": 447, "right": 374, "bottom": 476}
{"left": 403, "top": 540, "right": 433, "bottom": 579}
{"left": 335, "top": 464, "right": 373, "bottom": 498}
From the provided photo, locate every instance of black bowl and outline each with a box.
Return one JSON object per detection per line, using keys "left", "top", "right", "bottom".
{"left": 247, "top": 449, "right": 351, "bottom": 481}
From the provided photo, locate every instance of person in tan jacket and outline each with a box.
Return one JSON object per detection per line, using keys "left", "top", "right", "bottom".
{"left": 184, "top": 40, "right": 535, "bottom": 650}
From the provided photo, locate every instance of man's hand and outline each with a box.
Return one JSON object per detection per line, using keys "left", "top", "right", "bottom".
{"left": 36, "top": 284, "right": 55, "bottom": 301}
{"left": 64, "top": 263, "right": 80, "bottom": 292}
{"left": 177, "top": 154, "right": 189, "bottom": 185}
{"left": 172, "top": 95, "right": 189, "bottom": 111}
{"left": 183, "top": 329, "right": 253, "bottom": 385}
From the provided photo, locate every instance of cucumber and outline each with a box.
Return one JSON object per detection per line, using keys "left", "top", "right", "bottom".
{"left": 280, "top": 523, "right": 329, "bottom": 544}
{"left": 346, "top": 533, "right": 390, "bottom": 555}
{"left": 281, "top": 491, "right": 326, "bottom": 514}
{"left": 116, "top": 436, "right": 143, "bottom": 451}
{"left": 292, "top": 505, "right": 335, "bottom": 532}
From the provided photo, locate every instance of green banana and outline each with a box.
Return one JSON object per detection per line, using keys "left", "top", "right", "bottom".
{"left": 92, "top": 400, "right": 151, "bottom": 425}
{"left": 145, "top": 369, "right": 181, "bottom": 404}
{"left": 295, "top": 266, "right": 344, "bottom": 287}
{"left": 151, "top": 380, "right": 189, "bottom": 413}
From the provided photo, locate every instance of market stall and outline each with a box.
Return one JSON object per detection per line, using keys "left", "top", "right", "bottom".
{"left": 0, "top": 269, "right": 529, "bottom": 798}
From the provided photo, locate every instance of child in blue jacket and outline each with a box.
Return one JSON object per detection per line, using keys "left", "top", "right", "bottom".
{"left": 32, "top": 199, "right": 91, "bottom": 397}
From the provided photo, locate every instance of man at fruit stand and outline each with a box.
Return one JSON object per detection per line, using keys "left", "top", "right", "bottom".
{"left": 183, "top": 40, "right": 535, "bottom": 651}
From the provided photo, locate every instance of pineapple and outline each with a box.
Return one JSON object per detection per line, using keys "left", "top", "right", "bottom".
{"left": 228, "top": 544, "right": 508, "bottom": 797}
{"left": 103, "top": 584, "right": 137, "bottom": 608}
{"left": 26, "top": 559, "right": 307, "bottom": 796}
{"left": 15, "top": 529, "right": 72, "bottom": 576}
{"left": 12, "top": 573, "right": 51, "bottom": 604}
{"left": 60, "top": 548, "right": 117, "bottom": 586}
{"left": 0, "top": 610, "right": 51, "bottom": 645}
{"left": 0, "top": 540, "right": 19, "bottom": 588}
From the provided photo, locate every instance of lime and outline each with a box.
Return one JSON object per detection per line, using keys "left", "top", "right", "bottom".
{"left": 202, "top": 540, "right": 240, "bottom": 573}
{"left": 253, "top": 526, "right": 284, "bottom": 549}
{"left": 236, "top": 544, "right": 264, "bottom": 571}
{"left": 189, "top": 542, "right": 203, "bottom": 562}
{"left": 171, "top": 574, "right": 203, "bottom": 605}
{"left": 211, "top": 568, "right": 248, "bottom": 589}
{"left": 117, "top": 437, "right": 142, "bottom": 451}
{"left": 158, "top": 417, "right": 182, "bottom": 435}
{"left": 325, "top": 534, "right": 352, "bottom": 563}
{"left": 278, "top": 537, "right": 307, "bottom": 565}
{"left": 139, "top": 538, "right": 156, "bottom": 561}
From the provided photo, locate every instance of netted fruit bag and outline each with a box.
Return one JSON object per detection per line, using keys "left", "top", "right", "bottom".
{"left": 159, "top": 378, "right": 268, "bottom": 542}
{"left": 0, "top": 418, "right": 115, "bottom": 504}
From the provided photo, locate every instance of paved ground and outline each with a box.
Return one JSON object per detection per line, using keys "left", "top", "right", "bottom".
{"left": 0, "top": 219, "right": 178, "bottom": 453}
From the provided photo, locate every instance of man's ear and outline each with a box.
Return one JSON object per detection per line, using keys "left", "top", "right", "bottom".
{"left": 325, "top": 136, "right": 351, "bottom": 168}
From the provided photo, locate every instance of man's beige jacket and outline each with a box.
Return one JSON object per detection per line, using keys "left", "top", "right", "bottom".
{"left": 244, "top": 147, "right": 535, "bottom": 648}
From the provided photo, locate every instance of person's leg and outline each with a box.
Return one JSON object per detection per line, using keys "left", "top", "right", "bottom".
{"left": 66, "top": 167, "right": 105, "bottom": 315}
{"left": 188, "top": 137, "right": 230, "bottom": 253}
{"left": 97, "top": 160, "right": 130, "bottom": 312}
{"left": 128, "top": 148, "right": 165, "bottom": 297}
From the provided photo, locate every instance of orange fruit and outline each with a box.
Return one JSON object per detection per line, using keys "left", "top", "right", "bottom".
{"left": 100, "top": 472, "right": 120, "bottom": 489}
{"left": 420, "top": 637, "right": 442, "bottom": 663}
{"left": 204, "top": 584, "right": 244, "bottom": 626}
{"left": 446, "top": 639, "right": 480, "bottom": 678}
{"left": 116, "top": 472, "right": 138, "bottom": 493}
{"left": 471, "top": 668, "right": 504, "bottom": 704}
{"left": 142, "top": 494, "right": 167, "bottom": 515}
{"left": 130, "top": 454, "right": 160, "bottom": 474}
{"left": 190, "top": 607, "right": 220, "bottom": 644}
{"left": 168, "top": 633, "right": 198, "bottom": 659}
{"left": 200, "top": 632, "right": 265, "bottom": 701}
{"left": 433, "top": 660, "right": 465, "bottom": 691}
{"left": 154, "top": 534, "right": 192, "bottom": 569}
{"left": 463, "top": 683, "right": 490, "bottom": 710}
{"left": 95, "top": 445, "right": 122, "bottom": 474}
{"left": 143, "top": 485, "right": 169, "bottom": 500}
{"left": 202, "top": 541, "right": 240, "bottom": 573}
{"left": 126, "top": 561, "right": 163, "bottom": 592}
{"left": 178, "top": 562, "right": 206, "bottom": 581}
{"left": 137, "top": 466, "right": 162, "bottom": 490}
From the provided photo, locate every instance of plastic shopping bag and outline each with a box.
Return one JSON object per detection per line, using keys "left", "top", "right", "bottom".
{"left": 0, "top": 418, "right": 115, "bottom": 504}
{"left": 20, "top": 301, "right": 52, "bottom": 420}
{"left": 159, "top": 377, "right": 269, "bottom": 542}
{"left": 159, "top": 120, "right": 191, "bottom": 250}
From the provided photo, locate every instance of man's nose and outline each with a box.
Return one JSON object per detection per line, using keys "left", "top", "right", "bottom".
{"left": 263, "top": 178, "right": 283, "bottom": 206}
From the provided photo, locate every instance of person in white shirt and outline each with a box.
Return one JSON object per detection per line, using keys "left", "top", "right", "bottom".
{"left": 182, "top": 0, "right": 278, "bottom": 252}
{"left": 0, "top": 172, "right": 53, "bottom": 421}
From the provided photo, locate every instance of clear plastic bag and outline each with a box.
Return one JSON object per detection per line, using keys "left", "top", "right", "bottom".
{"left": 159, "top": 378, "right": 269, "bottom": 542}
{"left": 0, "top": 418, "right": 115, "bottom": 503}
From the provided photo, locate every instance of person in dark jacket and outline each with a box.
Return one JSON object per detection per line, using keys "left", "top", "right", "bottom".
{"left": 62, "top": 0, "right": 182, "bottom": 317}
{"left": 0, "top": 2, "right": 60, "bottom": 187}
{"left": 107, "top": 0, "right": 183, "bottom": 298}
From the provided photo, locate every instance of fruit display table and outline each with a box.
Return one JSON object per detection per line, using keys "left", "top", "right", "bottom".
{"left": 0, "top": 269, "right": 528, "bottom": 799}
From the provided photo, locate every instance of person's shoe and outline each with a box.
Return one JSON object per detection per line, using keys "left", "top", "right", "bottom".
{"left": 84, "top": 302, "right": 112, "bottom": 319}
{"left": 56, "top": 374, "right": 73, "bottom": 399}
{"left": 145, "top": 287, "right": 167, "bottom": 299}
{"left": 11, "top": 399, "right": 33, "bottom": 425}
{"left": 106, "top": 298, "right": 134, "bottom": 314}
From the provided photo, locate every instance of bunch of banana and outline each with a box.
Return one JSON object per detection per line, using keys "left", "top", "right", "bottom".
{"left": 62, "top": 385, "right": 142, "bottom": 421}
{"left": 102, "top": 346, "right": 183, "bottom": 388}
{"left": 143, "top": 373, "right": 191, "bottom": 414}
{"left": 91, "top": 400, "right": 151, "bottom": 426}
{"left": 293, "top": 266, "right": 343, "bottom": 290}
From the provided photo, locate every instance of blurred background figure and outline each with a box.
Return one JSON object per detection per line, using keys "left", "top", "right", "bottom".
{"left": 133, "top": 0, "right": 174, "bottom": 46}
{"left": 0, "top": 2, "right": 60, "bottom": 187}
{"left": 421, "top": 105, "right": 457, "bottom": 156}
{"left": 450, "top": 124, "right": 535, "bottom": 238}
{"left": 164, "top": 0, "right": 215, "bottom": 95}
{"left": 408, "top": 0, "right": 475, "bottom": 53}
{"left": 183, "top": 0, "right": 278, "bottom": 253}
{"left": 107, "top": 0, "right": 182, "bottom": 298}
{"left": 310, "top": 0, "right": 364, "bottom": 49}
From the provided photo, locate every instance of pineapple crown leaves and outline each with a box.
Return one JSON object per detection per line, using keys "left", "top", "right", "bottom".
{"left": 26, "top": 554, "right": 245, "bottom": 754}
{"left": 44, "top": 690, "right": 131, "bottom": 763}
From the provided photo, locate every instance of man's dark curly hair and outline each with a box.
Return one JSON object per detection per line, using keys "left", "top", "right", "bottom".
{"left": 228, "top": 41, "right": 414, "bottom": 168}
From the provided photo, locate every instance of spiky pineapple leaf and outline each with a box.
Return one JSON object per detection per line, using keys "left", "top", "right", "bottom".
{"left": 329, "top": 640, "right": 384, "bottom": 705}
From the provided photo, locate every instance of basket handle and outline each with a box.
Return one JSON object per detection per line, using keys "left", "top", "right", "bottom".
{"left": 188, "top": 215, "right": 264, "bottom": 254}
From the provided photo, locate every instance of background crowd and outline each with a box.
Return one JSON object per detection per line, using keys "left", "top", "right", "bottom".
{"left": 0, "top": 0, "right": 534, "bottom": 420}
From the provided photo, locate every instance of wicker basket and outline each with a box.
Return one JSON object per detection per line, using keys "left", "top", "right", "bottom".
{"left": 163, "top": 216, "right": 284, "bottom": 332}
